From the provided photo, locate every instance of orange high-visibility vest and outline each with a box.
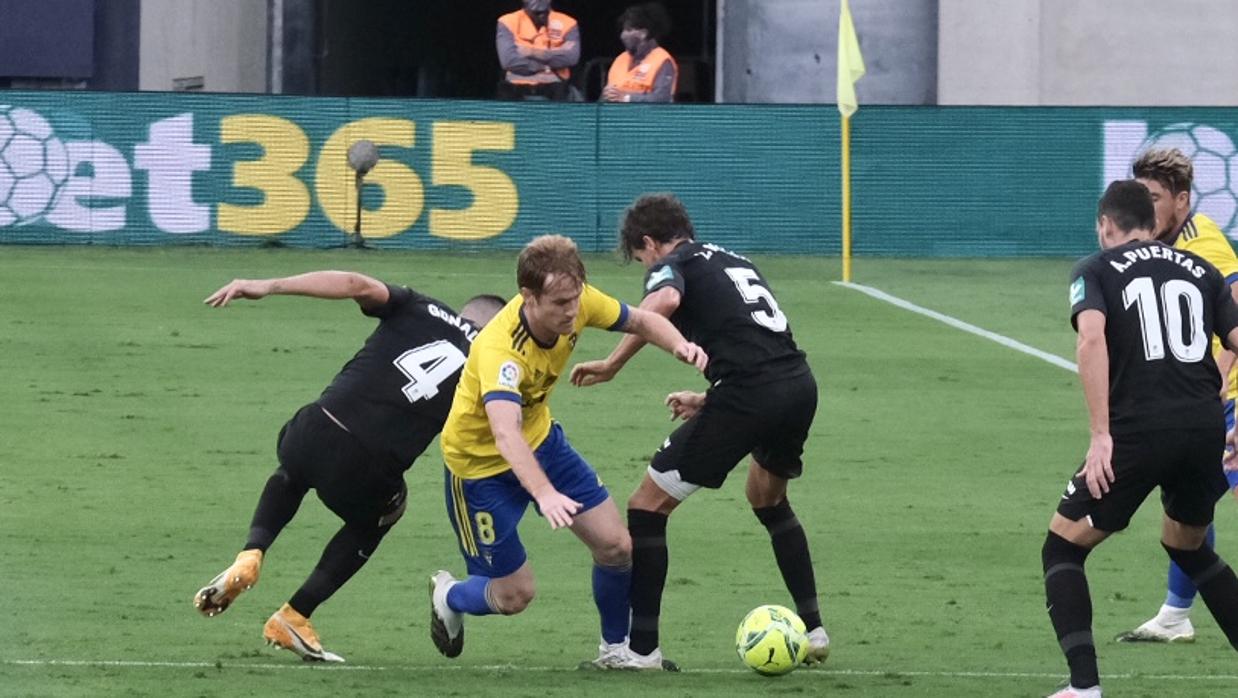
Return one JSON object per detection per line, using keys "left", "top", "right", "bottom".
{"left": 607, "top": 46, "right": 677, "bottom": 97}
{"left": 498, "top": 10, "right": 577, "bottom": 84}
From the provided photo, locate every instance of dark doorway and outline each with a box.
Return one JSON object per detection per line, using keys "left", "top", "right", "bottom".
{"left": 305, "top": 0, "right": 715, "bottom": 101}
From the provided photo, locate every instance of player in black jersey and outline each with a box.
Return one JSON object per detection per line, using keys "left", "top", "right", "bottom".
{"left": 1043, "top": 180, "right": 1238, "bottom": 698}
{"left": 570, "top": 193, "right": 828, "bottom": 668}
{"left": 191, "top": 270, "right": 504, "bottom": 663}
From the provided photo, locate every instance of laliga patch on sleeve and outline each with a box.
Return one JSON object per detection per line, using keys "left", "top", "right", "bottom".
{"left": 1070, "top": 276, "right": 1085, "bottom": 305}
{"left": 498, "top": 361, "right": 521, "bottom": 389}
{"left": 646, "top": 266, "right": 674, "bottom": 291}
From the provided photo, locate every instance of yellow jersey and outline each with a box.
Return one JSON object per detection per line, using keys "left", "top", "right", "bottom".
{"left": 1173, "top": 212, "right": 1238, "bottom": 400}
{"left": 441, "top": 284, "right": 629, "bottom": 479}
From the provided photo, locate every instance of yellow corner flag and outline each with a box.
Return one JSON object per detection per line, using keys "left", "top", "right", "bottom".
{"left": 838, "top": 0, "right": 865, "bottom": 283}
{"left": 837, "top": 0, "right": 866, "bottom": 117}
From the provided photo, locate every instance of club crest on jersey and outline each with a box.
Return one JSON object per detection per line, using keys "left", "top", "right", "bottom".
{"left": 646, "top": 266, "right": 674, "bottom": 291}
{"left": 498, "top": 361, "right": 520, "bottom": 389}
{"left": 1070, "top": 276, "right": 1085, "bottom": 305}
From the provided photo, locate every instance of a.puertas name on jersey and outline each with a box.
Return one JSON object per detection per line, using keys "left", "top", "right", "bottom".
{"left": 1108, "top": 245, "right": 1206, "bottom": 278}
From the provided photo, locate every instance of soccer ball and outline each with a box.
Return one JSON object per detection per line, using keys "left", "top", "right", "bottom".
{"left": 735, "top": 604, "right": 808, "bottom": 676}
{"left": 1134, "top": 122, "right": 1238, "bottom": 232}
{"left": 0, "top": 105, "right": 70, "bottom": 227}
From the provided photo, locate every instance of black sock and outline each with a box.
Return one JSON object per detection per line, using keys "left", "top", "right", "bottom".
{"left": 1163, "top": 542, "right": 1238, "bottom": 650}
{"left": 288, "top": 522, "right": 391, "bottom": 617}
{"left": 628, "top": 508, "right": 669, "bottom": 656}
{"left": 753, "top": 498, "right": 822, "bottom": 630}
{"left": 244, "top": 469, "right": 308, "bottom": 553}
{"left": 1042, "top": 532, "right": 1097, "bottom": 689}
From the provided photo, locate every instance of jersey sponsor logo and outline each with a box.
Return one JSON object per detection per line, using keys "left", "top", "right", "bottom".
{"left": 1070, "top": 276, "right": 1085, "bottom": 305}
{"left": 498, "top": 360, "right": 521, "bottom": 389}
{"left": 646, "top": 265, "right": 674, "bottom": 291}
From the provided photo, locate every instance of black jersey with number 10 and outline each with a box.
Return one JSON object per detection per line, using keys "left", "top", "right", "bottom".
{"left": 316, "top": 285, "right": 477, "bottom": 468}
{"left": 643, "top": 241, "right": 809, "bottom": 384}
{"left": 1069, "top": 240, "right": 1238, "bottom": 435}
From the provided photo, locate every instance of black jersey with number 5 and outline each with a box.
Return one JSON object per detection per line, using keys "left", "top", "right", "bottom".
{"left": 316, "top": 285, "right": 477, "bottom": 467}
{"left": 643, "top": 241, "right": 808, "bottom": 384}
{"left": 1069, "top": 240, "right": 1238, "bottom": 435}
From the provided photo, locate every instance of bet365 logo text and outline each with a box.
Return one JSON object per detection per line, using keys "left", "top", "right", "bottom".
{"left": 1104, "top": 120, "right": 1238, "bottom": 237}
{"left": 0, "top": 106, "right": 518, "bottom": 240}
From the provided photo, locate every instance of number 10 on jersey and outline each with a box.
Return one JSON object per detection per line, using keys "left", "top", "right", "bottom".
{"left": 1122, "top": 276, "right": 1207, "bottom": 363}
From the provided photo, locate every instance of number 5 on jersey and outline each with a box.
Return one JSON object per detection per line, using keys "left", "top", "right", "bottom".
{"left": 725, "top": 267, "right": 788, "bottom": 332}
{"left": 393, "top": 340, "right": 467, "bottom": 402}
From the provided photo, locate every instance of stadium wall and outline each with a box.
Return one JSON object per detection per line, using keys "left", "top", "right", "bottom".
{"left": 2, "top": 91, "right": 1238, "bottom": 256}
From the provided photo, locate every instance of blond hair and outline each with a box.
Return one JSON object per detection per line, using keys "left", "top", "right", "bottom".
{"left": 1133, "top": 148, "right": 1193, "bottom": 196}
{"left": 517, "top": 235, "right": 586, "bottom": 295}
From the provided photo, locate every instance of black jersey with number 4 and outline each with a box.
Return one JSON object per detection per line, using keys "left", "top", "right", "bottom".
{"left": 1070, "top": 240, "right": 1238, "bottom": 435}
{"left": 316, "top": 285, "right": 477, "bottom": 468}
{"left": 643, "top": 241, "right": 808, "bottom": 384}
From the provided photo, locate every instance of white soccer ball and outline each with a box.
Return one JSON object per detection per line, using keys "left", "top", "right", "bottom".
{"left": 1135, "top": 123, "right": 1238, "bottom": 232}
{"left": 0, "top": 106, "right": 70, "bottom": 227}
{"left": 735, "top": 604, "right": 808, "bottom": 676}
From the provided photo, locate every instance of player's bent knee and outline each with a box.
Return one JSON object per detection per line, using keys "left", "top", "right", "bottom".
{"left": 1162, "top": 517, "right": 1209, "bottom": 550}
{"left": 592, "top": 533, "right": 632, "bottom": 567}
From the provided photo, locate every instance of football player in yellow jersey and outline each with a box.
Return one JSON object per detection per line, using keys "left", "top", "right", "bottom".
{"left": 428, "top": 235, "right": 707, "bottom": 668}
{"left": 1118, "top": 148, "right": 1238, "bottom": 643}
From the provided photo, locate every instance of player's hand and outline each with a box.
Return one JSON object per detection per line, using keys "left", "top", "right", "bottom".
{"left": 601, "top": 86, "right": 624, "bottom": 102}
{"left": 1080, "top": 432, "right": 1115, "bottom": 499}
{"left": 204, "top": 279, "right": 272, "bottom": 308}
{"left": 1224, "top": 428, "right": 1238, "bottom": 472}
{"left": 569, "top": 360, "right": 617, "bottom": 387}
{"left": 674, "top": 342, "right": 708, "bottom": 372}
{"left": 666, "top": 390, "right": 705, "bottom": 421}
{"left": 534, "top": 488, "right": 581, "bottom": 530}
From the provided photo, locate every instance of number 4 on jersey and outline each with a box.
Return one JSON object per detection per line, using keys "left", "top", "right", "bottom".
{"left": 393, "top": 340, "right": 467, "bottom": 402}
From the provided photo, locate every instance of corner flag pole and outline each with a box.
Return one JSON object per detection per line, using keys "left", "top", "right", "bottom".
{"left": 842, "top": 114, "right": 853, "bottom": 282}
{"left": 837, "top": 0, "right": 865, "bottom": 283}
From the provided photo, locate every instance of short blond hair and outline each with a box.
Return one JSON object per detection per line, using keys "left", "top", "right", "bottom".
{"left": 1133, "top": 148, "right": 1193, "bottom": 196}
{"left": 517, "top": 234, "right": 586, "bottom": 295}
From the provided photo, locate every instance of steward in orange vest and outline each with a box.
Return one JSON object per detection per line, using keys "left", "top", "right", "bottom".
{"left": 603, "top": 3, "right": 677, "bottom": 103}
{"left": 496, "top": 0, "right": 580, "bottom": 101}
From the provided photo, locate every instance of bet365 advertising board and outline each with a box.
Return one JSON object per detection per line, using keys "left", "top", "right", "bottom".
{"left": 1, "top": 91, "right": 1235, "bottom": 256}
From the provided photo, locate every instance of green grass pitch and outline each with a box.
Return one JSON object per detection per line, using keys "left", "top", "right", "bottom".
{"left": 1, "top": 247, "right": 1235, "bottom": 697}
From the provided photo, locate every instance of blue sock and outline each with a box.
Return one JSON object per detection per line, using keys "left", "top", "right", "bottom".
{"left": 1166, "top": 525, "right": 1216, "bottom": 608}
{"left": 447, "top": 575, "right": 498, "bottom": 616}
{"left": 593, "top": 562, "right": 632, "bottom": 644}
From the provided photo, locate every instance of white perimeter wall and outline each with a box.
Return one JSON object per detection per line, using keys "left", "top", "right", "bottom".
{"left": 139, "top": 0, "right": 268, "bottom": 93}
{"left": 939, "top": 0, "right": 1238, "bottom": 105}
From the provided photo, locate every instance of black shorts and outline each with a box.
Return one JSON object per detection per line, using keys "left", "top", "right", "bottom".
{"left": 276, "top": 403, "right": 408, "bottom": 528}
{"left": 650, "top": 371, "right": 818, "bottom": 490}
{"left": 1056, "top": 427, "right": 1228, "bottom": 532}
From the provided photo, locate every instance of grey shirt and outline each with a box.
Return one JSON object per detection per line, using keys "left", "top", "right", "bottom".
{"left": 496, "top": 21, "right": 580, "bottom": 81}
{"left": 625, "top": 60, "right": 676, "bottom": 102}
{"left": 607, "top": 45, "right": 677, "bottom": 103}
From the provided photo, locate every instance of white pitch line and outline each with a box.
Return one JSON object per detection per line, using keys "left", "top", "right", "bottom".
{"left": 834, "top": 281, "right": 1078, "bottom": 373}
{"left": 4, "top": 659, "right": 1237, "bottom": 681}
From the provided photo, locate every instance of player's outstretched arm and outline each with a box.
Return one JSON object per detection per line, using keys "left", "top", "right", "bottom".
{"left": 624, "top": 307, "right": 708, "bottom": 372}
{"left": 1075, "top": 309, "right": 1114, "bottom": 499}
{"left": 483, "top": 400, "right": 581, "bottom": 529}
{"left": 570, "top": 287, "right": 692, "bottom": 386}
{"left": 204, "top": 271, "right": 390, "bottom": 310}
